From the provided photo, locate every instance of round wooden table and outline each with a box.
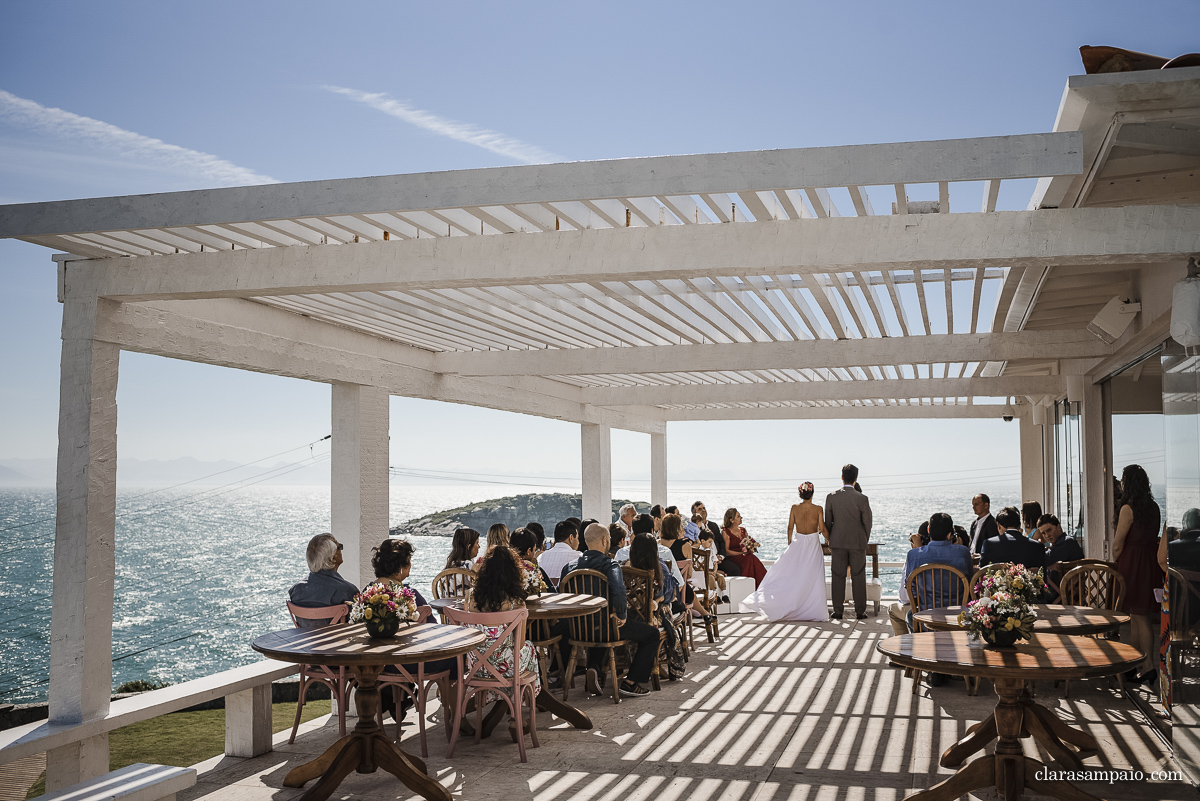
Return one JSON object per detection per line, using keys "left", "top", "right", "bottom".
{"left": 253, "top": 621, "right": 486, "bottom": 801}
{"left": 428, "top": 592, "right": 607, "bottom": 730}
{"left": 878, "top": 631, "right": 1142, "bottom": 801}
{"left": 913, "top": 604, "right": 1129, "bottom": 636}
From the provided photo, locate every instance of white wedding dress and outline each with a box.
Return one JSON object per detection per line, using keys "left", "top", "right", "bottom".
{"left": 739, "top": 530, "right": 827, "bottom": 621}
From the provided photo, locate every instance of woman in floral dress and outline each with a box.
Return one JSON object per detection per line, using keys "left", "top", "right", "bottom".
{"left": 465, "top": 545, "right": 542, "bottom": 708}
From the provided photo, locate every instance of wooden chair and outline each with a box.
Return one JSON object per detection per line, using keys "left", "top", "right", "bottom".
{"left": 968, "top": 562, "right": 1012, "bottom": 600}
{"left": 906, "top": 564, "right": 970, "bottom": 695}
{"left": 690, "top": 547, "right": 720, "bottom": 641}
{"left": 444, "top": 606, "right": 539, "bottom": 763}
{"left": 560, "top": 569, "right": 631, "bottom": 704}
{"left": 1059, "top": 563, "right": 1127, "bottom": 697}
{"left": 284, "top": 602, "right": 351, "bottom": 743}
{"left": 1168, "top": 567, "right": 1200, "bottom": 695}
{"left": 676, "top": 559, "right": 696, "bottom": 651}
{"left": 432, "top": 567, "right": 475, "bottom": 600}
{"left": 526, "top": 616, "right": 564, "bottom": 701}
{"left": 374, "top": 605, "right": 455, "bottom": 757}
{"left": 622, "top": 565, "right": 667, "bottom": 690}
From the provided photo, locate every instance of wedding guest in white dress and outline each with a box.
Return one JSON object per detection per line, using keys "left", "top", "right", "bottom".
{"left": 740, "top": 483, "right": 830, "bottom": 621}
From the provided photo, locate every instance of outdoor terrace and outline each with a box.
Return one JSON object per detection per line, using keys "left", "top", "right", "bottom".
{"left": 178, "top": 614, "right": 1186, "bottom": 801}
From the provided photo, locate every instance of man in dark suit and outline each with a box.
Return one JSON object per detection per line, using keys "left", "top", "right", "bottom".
{"left": 824, "top": 464, "right": 873, "bottom": 620}
{"left": 692, "top": 500, "right": 740, "bottom": 576}
{"left": 968, "top": 493, "right": 999, "bottom": 555}
{"left": 980, "top": 506, "right": 1046, "bottom": 571}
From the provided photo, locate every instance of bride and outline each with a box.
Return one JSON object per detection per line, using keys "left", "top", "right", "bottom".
{"left": 739, "top": 482, "right": 829, "bottom": 621}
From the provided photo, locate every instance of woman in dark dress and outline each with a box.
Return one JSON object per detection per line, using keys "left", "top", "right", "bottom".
{"left": 721, "top": 508, "right": 768, "bottom": 588}
{"left": 1113, "top": 463, "right": 1163, "bottom": 683}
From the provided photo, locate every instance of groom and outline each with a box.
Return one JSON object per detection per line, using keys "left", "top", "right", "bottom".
{"left": 824, "top": 464, "right": 873, "bottom": 620}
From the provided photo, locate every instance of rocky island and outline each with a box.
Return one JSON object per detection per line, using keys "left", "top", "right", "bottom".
{"left": 390, "top": 493, "right": 650, "bottom": 538}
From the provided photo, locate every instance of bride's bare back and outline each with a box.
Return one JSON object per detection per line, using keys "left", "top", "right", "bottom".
{"left": 787, "top": 501, "right": 828, "bottom": 545}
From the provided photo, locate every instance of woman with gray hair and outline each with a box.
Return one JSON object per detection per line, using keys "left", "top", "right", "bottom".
{"left": 288, "top": 533, "right": 359, "bottom": 628}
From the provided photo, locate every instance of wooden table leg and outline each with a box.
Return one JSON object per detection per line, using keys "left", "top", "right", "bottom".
{"left": 535, "top": 688, "right": 593, "bottom": 729}
{"left": 285, "top": 666, "right": 451, "bottom": 801}
{"left": 940, "top": 713, "right": 997, "bottom": 767}
{"left": 1025, "top": 700, "right": 1100, "bottom": 754}
{"left": 1023, "top": 756, "right": 1107, "bottom": 801}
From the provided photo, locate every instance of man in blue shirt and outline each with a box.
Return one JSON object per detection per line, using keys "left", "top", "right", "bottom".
{"left": 898, "top": 513, "right": 974, "bottom": 622}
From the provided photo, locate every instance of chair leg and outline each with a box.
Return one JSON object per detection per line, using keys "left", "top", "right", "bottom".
{"left": 289, "top": 677, "right": 309, "bottom": 745}
{"left": 563, "top": 646, "right": 578, "bottom": 702}
{"left": 911, "top": 669, "right": 922, "bottom": 695}
{"left": 513, "top": 690, "right": 527, "bottom": 764}
{"left": 1063, "top": 679, "right": 1072, "bottom": 699}
{"left": 526, "top": 685, "right": 539, "bottom": 749}
{"left": 608, "top": 648, "right": 621, "bottom": 705}
{"left": 446, "top": 684, "right": 468, "bottom": 759}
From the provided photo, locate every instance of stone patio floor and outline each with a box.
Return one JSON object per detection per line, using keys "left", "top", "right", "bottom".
{"left": 181, "top": 614, "right": 1192, "bottom": 801}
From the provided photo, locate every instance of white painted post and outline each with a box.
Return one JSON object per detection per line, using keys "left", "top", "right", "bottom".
{"left": 46, "top": 298, "right": 118, "bottom": 790}
{"left": 1018, "top": 414, "right": 1043, "bottom": 507}
{"left": 331, "top": 383, "right": 390, "bottom": 588}
{"left": 225, "top": 685, "right": 273, "bottom": 758}
{"left": 650, "top": 431, "right": 668, "bottom": 509}
{"left": 581, "top": 423, "right": 612, "bottom": 525}
{"left": 1080, "top": 380, "right": 1108, "bottom": 559}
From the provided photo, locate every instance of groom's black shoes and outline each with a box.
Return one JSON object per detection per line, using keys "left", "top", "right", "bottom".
{"left": 829, "top": 614, "right": 843, "bottom": 620}
{"left": 856, "top": 613, "right": 869, "bottom": 620}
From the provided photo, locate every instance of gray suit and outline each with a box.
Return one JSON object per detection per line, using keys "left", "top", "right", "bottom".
{"left": 824, "top": 486, "right": 873, "bottom": 616}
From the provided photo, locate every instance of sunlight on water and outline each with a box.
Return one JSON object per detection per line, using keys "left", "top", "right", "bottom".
{"left": 0, "top": 483, "right": 1016, "bottom": 704}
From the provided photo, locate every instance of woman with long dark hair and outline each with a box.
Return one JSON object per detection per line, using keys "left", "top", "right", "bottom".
{"left": 445, "top": 528, "right": 480, "bottom": 570}
{"left": 1113, "top": 463, "right": 1163, "bottom": 684}
{"left": 464, "top": 545, "right": 541, "bottom": 707}
{"left": 628, "top": 535, "right": 685, "bottom": 679}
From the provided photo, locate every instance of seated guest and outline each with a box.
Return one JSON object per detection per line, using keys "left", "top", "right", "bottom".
{"left": 692, "top": 530, "right": 729, "bottom": 602}
{"left": 629, "top": 534, "right": 686, "bottom": 680}
{"left": 472, "top": 523, "right": 510, "bottom": 571}
{"left": 289, "top": 533, "right": 357, "bottom": 628}
{"left": 538, "top": 521, "right": 579, "bottom": 587}
{"left": 616, "top": 504, "right": 637, "bottom": 537}
{"left": 951, "top": 525, "right": 970, "bottom": 548}
{"left": 1168, "top": 508, "right": 1200, "bottom": 571}
{"left": 907, "top": 521, "right": 930, "bottom": 551}
{"left": 465, "top": 545, "right": 541, "bottom": 722}
{"left": 561, "top": 524, "right": 659, "bottom": 698}
{"left": 692, "top": 500, "right": 740, "bottom": 576}
{"left": 650, "top": 504, "right": 664, "bottom": 534}
{"left": 525, "top": 522, "right": 546, "bottom": 556}
{"left": 891, "top": 522, "right": 929, "bottom": 636}
{"left": 1023, "top": 501, "right": 1044, "bottom": 541}
{"left": 577, "top": 519, "right": 598, "bottom": 552}
{"left": 370, "top": 538, "right": 457, "bottom": 720}
{"left": 445, "top": 527, "right": 481, "bottom": 570}
{"left": 616, "top": 515, "right": 686, "bottom": 589}
{"left": 511, "top": 527, "right": 554, "bottom": 591}
{"left": 660, "top": 513, "right": 710, "bottom": 619}
{"left": 980, "top": 506, "right": 1045, "bottom": 571}
{"left": 608, "top": 523, "right": 627, "bottom": 558}
{"left": 722, "top": 508, "right": 767, "bottom": 587}
{"left": 685, "top": 514, "right": 703, "bottom": 542}
{"left": 1038, "top": 514, "right": 1083, "bottom": 600}
{"left": 891, "top": 514, "right": 973, "bottom": 637}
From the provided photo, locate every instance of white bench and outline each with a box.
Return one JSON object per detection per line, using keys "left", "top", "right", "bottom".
{"left": 0, "top": 660, "right": 296, "bottom": 789}
{"left": 39, "top": 763, "right": 195, "bottom": 801}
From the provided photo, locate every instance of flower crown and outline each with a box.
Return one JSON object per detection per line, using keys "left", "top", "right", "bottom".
{"left": 799, "top": 482, "right": 814, "bottom": 494}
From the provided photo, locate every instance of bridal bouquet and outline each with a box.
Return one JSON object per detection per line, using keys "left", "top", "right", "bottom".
{"left": 957, "top": 565, "right": 1044, "bottom": 647}
{"left": 520, "top": 559, "right": 546, "bottom": 596}
{"left": 350, "top": 581, "right": 419, "bottom": 638}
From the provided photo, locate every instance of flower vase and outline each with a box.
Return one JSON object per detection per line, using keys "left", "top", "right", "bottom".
{"left": 986, "top": 628, "right": 1020, "bottom": 648}
{"left": 365, "top": 615, "right": 400, "bottom": 639}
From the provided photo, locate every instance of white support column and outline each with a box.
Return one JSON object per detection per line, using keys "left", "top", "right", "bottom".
{"left": 1018, "top": 414, "right": 1043, "bottom": 507}
{"left": 650, "top": 431, "right": 668, "bottom": 509}
{"left": 1080, "top": 380, "right": 1108, "bottom": 559}
{"left": 224, "top": 684, "right": 273, "bottom": 758}
{"left": 581, "top": 423, "right": 612, "bottom": 526}
{"left": 1041, "top": 406, "right": 1057, "bottom": 515}
{"left": 331, "top": 384, "right": 390, "bottom": 588}
{"left": 47, "top": 299, "right": 119, "bottom": 790}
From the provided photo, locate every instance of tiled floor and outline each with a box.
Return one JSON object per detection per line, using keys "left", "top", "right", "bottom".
{"left": 181, "top": 614, "right": 1192, "bottom": 800}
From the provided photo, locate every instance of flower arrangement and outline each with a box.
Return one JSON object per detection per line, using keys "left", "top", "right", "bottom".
{"left": 520, "top": 559, "right": 546, "bottom": 596}
{"left": 957, "top": 565, "right": 1045, "bottom": 647}
{"left": 350, "top": 581, "right": 419, "bottom": 638}
{"left": 741, "top": 533, "right": 760, "bottom": 554}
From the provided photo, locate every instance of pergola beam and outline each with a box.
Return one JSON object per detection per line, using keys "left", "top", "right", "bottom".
{"left": 590, "top": 376, "right": 1062, "bottom": 407}
{"left": 73, "top": 204, "right": 1200, "bottom": 303}
{"left": 0, "top": 132, "right": 1081, "bottom": 239}
{"left": 663, "top": 404, "right": 1016, "bottom": 421}
{"left": 435, "top": 330, "right": 1112, "bottom": 377}
{"left": 92, "top": 299, "right": 666, "bottom": 434}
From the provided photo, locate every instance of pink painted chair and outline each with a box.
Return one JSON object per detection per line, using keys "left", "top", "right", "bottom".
{"left": 284, "top": 601, "right": 351, "bottom": 743}
{"left": 374, "top": 605, "right": 456, "bottom": 757}
{"left": 444, "top": 606, "right": 539, "bottom": 762}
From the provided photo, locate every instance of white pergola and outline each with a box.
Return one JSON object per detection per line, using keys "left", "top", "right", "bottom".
{"left": 2, "top": 65, "right": 1198, "bottom": 789}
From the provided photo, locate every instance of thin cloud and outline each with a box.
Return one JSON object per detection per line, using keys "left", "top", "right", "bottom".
{"left": 0, "top": 90, "right": 277, "bottom": 186}
{"left": 325, "top": 85, "right": 561, "bottom": 165}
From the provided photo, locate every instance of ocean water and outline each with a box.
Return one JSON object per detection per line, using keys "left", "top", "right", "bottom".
{"left": 0, "top": 483, "right": 1017, "bottom": 705}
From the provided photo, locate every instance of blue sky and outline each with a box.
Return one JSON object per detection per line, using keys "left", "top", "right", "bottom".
{"left": 1, "top": 1, "right": 1196, "bottom": 490}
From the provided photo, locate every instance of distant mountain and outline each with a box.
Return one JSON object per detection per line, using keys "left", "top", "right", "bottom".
{"left": 0, "top": 464, "right": 37, "bottom": 484}
{"left": 391, "top": 493, "right": 650, "bottom": 537}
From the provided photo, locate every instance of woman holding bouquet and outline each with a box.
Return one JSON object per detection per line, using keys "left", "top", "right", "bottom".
{"left": 722, "top": 508, "right": 767, "bottom": 587}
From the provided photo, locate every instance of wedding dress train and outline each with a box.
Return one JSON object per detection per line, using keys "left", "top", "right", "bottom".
{"left": 738, "top": 531, "right": 827, "bottom": 621}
